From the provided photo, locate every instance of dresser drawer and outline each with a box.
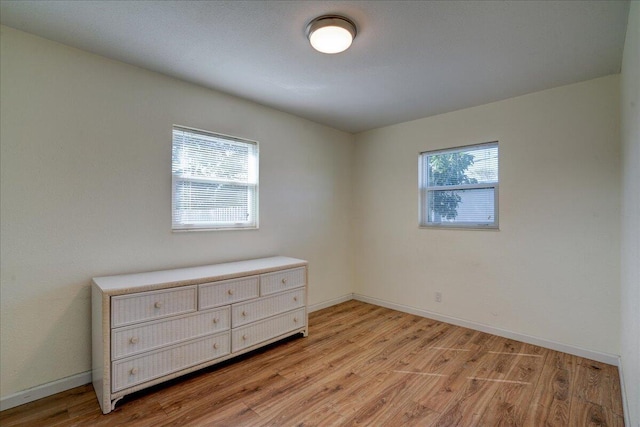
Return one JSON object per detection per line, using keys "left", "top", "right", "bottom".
{"left": 232, "top": 308, "right": 306, "bottom": 352}
{"left": 111, "top": 286, "right": 197, "bottom": 328}
{"left": 260, "top": 267, "right": 306, "bottom": 296}
{"left": 112, "top": 332, "right": 230, "bottom": 392}
{"left": 199, "top": 276, "right": 259, "bottom": 310}
{"left": 111, "top": 307, "right": 230, "bottom": 360}
{"left": 232, "top": 288, "right": 305, "bottom": 327}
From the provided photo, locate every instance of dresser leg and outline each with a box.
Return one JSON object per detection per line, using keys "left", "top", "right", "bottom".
{"left": 110, "top": 396, "right": 124, "bottom": 412}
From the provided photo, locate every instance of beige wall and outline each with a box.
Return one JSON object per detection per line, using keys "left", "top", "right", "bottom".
{"left": 620, "top": 2, "right": 640, "bottom": 425}
{"left": 0, "top": 19, "right": 631, "bottom": 411}
{"left": 0, "top": 26, "right": 355, "bottom": 397}
{"left": 353, "top": 75, "right": 621, "bottom": 356}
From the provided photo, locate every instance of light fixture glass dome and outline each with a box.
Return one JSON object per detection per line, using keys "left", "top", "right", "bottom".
{"left": 306, "top": 16, "right": 357, "bottom": 54}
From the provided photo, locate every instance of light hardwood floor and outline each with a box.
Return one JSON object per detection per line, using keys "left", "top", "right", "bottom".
{"left": 0, "top": 300, "right": 625, "bottom": 426}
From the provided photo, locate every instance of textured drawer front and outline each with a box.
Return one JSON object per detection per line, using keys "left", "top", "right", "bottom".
{"left": 232, "top": 308, "right": 306, "bottom": 352}
{"left": 232, "top": 288, "right": 305, "bottom": 327}
{"left": 260, "top": 267, "right": 306, "bottom": 296}
{"left": 111, "top": 286, "right": 197, "bottom": 328}
{"left": 199, "top": 276, "right": 259, "bottom": 310}
{"left": 111, "top": 307, "right": 230, "bottom": 360}
{"left": 112, "top": 332, "right": 230, "bottom": 392}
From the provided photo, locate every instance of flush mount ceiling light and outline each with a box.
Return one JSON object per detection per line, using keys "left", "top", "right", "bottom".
{"left": 306, "top": 15, "right": 357, "bottom": 54}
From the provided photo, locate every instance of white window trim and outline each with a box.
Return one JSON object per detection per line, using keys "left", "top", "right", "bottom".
{"left": 172, "top": 125, "right": 259, "bottom": 232}
{"left": 418, "top": 141, "right": 499, "bottom": 230}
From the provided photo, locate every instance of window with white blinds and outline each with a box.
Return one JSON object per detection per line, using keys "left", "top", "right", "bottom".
{"left": 172, "top": 126, "right": 258, "bottom": 231}
{"left": 419, "top": 142, "right": 498, "bottom": 229}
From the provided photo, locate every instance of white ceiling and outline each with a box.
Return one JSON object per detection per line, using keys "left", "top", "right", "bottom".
{"left": 0, "top": 0, "right": 630, "bottom": 133}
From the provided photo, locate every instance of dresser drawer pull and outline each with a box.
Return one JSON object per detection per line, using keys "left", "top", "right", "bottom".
{"left": 281, "top": 278, "right": 287, "bottom": 285}
{"left": 213, "top": 343, "right": 218, "bottom": 349}
{"left": 227, "top": 289, "right": 234, "bottom": 295}
{"left": 129, "top": 336, "right": 139, "bottom": 344}
{"left": 293, "top": 317, "right": 298, "bottom": 323}
{"left": 293, "top": 296, "right": 298, "bottom": 302}
{"left": 212, "top": 318, "right": 218, "bottom": 324}
{"left": 130, "top": 367, "right": 138, "bottom": 376}
{"left": 241, "top": 311, "right": 247, "bottom": 317}
{"left": 154, "top": 301, "right": 162, "bottom": 309}
{"left": 242, "top": 335, "right": 247, "bottom": 341}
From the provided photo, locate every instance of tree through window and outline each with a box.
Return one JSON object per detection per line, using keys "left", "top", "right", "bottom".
{"left": 419, "top": 142, "right": 498, "bottom": 228}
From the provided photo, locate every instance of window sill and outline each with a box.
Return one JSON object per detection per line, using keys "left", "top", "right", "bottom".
{"left": 172, "top": 226, "right": 259, "bottom": 232}
{"left": 419, "top": 225, "right": 499, "bottom": 231}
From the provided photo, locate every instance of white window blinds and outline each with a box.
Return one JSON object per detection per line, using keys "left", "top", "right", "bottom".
{"left": 419, "top": 142, "right": 498, "bottom": 228}
{"left": 172, "top": 126, "right": 258, "bottom": 231}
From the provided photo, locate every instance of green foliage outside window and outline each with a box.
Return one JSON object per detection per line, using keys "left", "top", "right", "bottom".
{"left": 428, "top": 153, "right": 477, "bottom": 221}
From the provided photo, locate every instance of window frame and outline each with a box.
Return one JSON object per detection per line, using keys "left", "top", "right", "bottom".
{"left": 171, "top": 125, "right": 259, "bottom": 232}
{"left": 418, "top": 141, "right": 499, "bottom": 230}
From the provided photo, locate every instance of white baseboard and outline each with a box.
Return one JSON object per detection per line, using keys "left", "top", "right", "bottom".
{"left": 1, "top": 293, "right": 623, "bottom": 414}
{"left": 352, "top": 293, "right": 620, "bottom": 366}
{"left": 0, "top": 371, "right": 92, "bottom": 412}
{"left": 617, "top": 357, "right": 633, "bottom": 427}
{"left": 0, "top": 294, "right": 355, "bottom": 411}
{"left": 308, "top": 293, "right": 354, "bottom": 313}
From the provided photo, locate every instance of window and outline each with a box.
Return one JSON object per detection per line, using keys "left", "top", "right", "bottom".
{"left": 419, "top": 142, "right": 498, "bottom": 229}
{"left": 172, "top": 126, "right": 258, "bottom": 231}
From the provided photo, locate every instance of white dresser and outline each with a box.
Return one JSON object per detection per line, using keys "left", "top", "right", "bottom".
{"left": 92, "top": 256, "right": 308, "bottom": 414}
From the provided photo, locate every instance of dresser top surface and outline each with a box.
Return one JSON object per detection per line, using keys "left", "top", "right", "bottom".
{"left": 93, "top": 256, "right": 307, "bottom": 295}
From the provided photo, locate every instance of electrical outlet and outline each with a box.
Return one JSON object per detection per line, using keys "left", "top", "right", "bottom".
{"left": 435, "top": 292, "right": 442, "bottom": 303}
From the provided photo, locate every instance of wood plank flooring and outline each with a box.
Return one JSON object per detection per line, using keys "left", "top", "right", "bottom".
{"left": 0, "top": 301, "right": 624, "bottom": 426}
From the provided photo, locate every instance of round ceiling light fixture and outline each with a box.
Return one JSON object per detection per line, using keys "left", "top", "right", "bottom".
{"left": 306, "top": 15, "right": 357, "bottom": 54}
